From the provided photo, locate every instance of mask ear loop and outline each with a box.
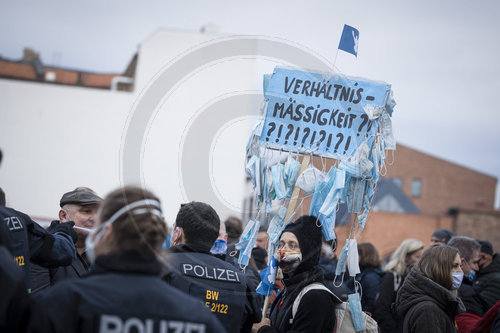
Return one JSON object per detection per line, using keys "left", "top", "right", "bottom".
{"left": 333, "top": 271, "right": 346, "bottom": 288}
{"left": 315, "top": 215, "right": 323, "bottom": 228}
{"left": 385, "top": 149, "right": 395, "bottom": 166}
{"left": 354, "top": 279, "right": 362, "bottom": 299}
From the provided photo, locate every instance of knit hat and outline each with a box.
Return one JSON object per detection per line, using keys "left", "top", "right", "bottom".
{"left": 281, "top": 215, "right": 323, "bottom": 274}
{"left": 432, "top": 228, "right": 455, "bottom": 244}
{"left": 478, "top": 240, "right": 493, "bottom": 256}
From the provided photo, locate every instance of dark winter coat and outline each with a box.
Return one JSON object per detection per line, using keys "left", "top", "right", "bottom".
{"left": 474, "top": 253, "right": 500, "bottom": 309}
{"left": 257, "top": 267, "right": 340, "bottom": 333}
{"left": 30, "top": 251, "right": 90, "bottom": 293}
{"left": 0, "top": 206, "right": 76, "bottom": 289}
{"left": 457, "top": 275, "right": 488, "bottom": 316}
{"left": 395, "top": 268, "right": 466, "bottom": 333}
{"left": 357, "top": 266, "right": 383, "bottom": 314}
{"left": 30, "top": 251, "right": 226, "bottom": 333}
{"left": 0, "top": 245, "right": 30, "bottom": 333}
{"left": 374, "top": 271, "right": 404, "bottom": 333}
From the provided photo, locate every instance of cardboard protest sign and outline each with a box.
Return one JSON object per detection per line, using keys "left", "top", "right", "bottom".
{"left": 260, "top": 67, "right": 392, "bottom": 157}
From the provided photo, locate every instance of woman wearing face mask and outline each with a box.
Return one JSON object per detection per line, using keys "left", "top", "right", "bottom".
{"left": 395, "top": 245, "right": 466, "bottom": 333}
{"left": 30, "top": 186, "right": 225, "bottom": 333}
{"left": 373, "top": 238, "right": 424, "bottom": 333}
{"left": 254, "top": 215, "right": 341, "bottom": 333}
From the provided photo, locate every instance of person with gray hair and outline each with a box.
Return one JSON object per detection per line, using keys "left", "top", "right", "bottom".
{"left": 448, "top": 236, "right": 488, "bottom": 316}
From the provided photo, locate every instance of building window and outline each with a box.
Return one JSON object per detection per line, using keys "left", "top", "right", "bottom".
{"left": 411, "top": 179, "right": 422, "bottom": 197}
{"left": 391, "top": 178, "right": 402, "bottom": 188}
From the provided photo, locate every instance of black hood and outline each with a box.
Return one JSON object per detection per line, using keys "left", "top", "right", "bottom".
{"left": 281, "top": 215, "right": 322, "bottom": 274}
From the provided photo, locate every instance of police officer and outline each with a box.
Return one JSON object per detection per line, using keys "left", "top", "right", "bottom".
{"left": 0, "top": 203, "right": 78, "bottom": 292}
{"left": 30, "top": 186, "right": 225, "bottom": 333}
{"left": 0, "top": 148, "right": 77, "bottom": 331}
{"left": 164, "top": 202, "right": 261, "bottom": 333}
{"left": 30, "top": 187, "right": 102, "bottom": 292}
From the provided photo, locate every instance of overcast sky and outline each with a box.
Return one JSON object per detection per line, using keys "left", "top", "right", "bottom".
{"left": 1, "top": 0, "right": 500, "bottom": 207}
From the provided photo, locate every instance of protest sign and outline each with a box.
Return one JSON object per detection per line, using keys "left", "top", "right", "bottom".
{"left": 260, "top": 67, "right": 392, "bottom": 157}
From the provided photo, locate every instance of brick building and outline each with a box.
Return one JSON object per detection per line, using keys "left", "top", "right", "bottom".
{"left": 253, "top": 143, "right": 499, "bottom": 256}
{"left": 0, "top": 48, "right": 136, "bottom": 91}
{"left": 383, "top": 144, "right": 497, "bottom": 216}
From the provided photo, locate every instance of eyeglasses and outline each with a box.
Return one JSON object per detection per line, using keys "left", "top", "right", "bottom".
{"left": 277, "top": 240, "right": 299, "bottom": 251}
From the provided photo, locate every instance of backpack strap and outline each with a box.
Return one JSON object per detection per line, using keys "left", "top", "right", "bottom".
{"left": 291, "top": 282, "right": 340, "bottom": 319}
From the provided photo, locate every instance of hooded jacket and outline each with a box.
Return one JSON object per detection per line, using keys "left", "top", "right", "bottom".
{"left": 396, "top": 268, "right": 465, "bottom": 333}
{"left": 473, "top": 253, "right": 500, "bottom": 309}
{"left": 258, "top": 215, "right": 340, "bottom": 333}
{"left": 258, "top": 268, "right": 339, "bottom": 333}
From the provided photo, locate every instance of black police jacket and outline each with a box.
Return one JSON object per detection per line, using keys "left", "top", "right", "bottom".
{"left": 164, "top": 244, "right": 260, "bottom": 333}
{"left": 0, "top": 245, "right": 30, "bottom": 333}
{"left": 30, "top": 251, "right": 226, "bottom": 333}
{"left": 0, "top": 206, "right": 76, "bottom": 289}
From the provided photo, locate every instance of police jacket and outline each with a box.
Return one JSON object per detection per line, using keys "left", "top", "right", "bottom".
{"left": 30, "top": 251, "right": 226, "bottom": 333}
{"left": 0, "top": 245, "right": 30, "bottom": 333}
{"left": 258, "top": 267, "right": 338, "bottom": 333}
{"left": 164, "top": 244, "right": 260, "bottom": 333}
{"left": 30, "top": 251, "right": 90, "bottom": 293}
{"left": 0, "top": 206, "right": 76, "bottom": 289}
{"left": 395, "top": 268, "right": 465, "bottom": 333}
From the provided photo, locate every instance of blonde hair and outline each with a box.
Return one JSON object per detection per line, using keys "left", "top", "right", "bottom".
{"left": 385, "top": 239, "right": 425, "bottom": 275}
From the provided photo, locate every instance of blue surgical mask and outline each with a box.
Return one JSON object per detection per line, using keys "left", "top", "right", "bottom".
{"left": 467, "top": 270, "right": 475, "bottom": 281}
{"left": 267, "top": 206, "right": 288, "bottom": 244}
{"left": 346, "top": 178, "right": 367, "bottom": 214}
{"left": 357, "top": 181, "right": 374, "bottom": 230}
{"left": 235, "top": 220, "right": 260, "bottom": 267}
{"left": 284, "top": 156, "right": 301, "bottom": 198}
{"left": 348, "top": 293, "right": 366, "bottom": 332}
{"left": 335, "top": 242, "right": 349, "bottom": 276}
{"left": 452, "top": 272, "right": 464, "bottom": 290}
{"left": 271, "top": 163, "right": 287, "bottom": 200}
{"left": 210, "top": 239, "right": 227, "bottom": 255}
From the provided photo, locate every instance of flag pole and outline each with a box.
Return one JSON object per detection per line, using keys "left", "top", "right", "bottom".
{"left": 332, "top": 48, "right": 340, "bottom": 70}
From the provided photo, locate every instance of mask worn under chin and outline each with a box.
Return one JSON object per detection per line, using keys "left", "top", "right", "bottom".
{"left": 275, "top": 249, "right": 302, "bottom": 274}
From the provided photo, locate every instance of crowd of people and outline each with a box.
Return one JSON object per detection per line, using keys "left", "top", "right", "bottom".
{"left": 1, "top": 147, "right": 500, "bottom": 332}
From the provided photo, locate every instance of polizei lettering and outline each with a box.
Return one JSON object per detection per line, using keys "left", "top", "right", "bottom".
{"left": 99, "top": 314, "right": 206, "bottom": 333}
{"left": 182, "top": 264, "right": 240, "bottom": 282}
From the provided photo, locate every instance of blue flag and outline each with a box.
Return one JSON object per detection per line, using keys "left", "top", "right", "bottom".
{"left": 338, "top": 24, "right": 359, "bottom": 57}
{"left": 256, "top": 256, "right": 278, "bottom": 296}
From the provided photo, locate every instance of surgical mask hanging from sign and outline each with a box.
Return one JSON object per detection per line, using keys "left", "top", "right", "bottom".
{"left": 260, "top": 67, "right": 392, "bottom": 158}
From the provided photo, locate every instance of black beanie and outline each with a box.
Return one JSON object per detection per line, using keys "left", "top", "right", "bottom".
{"left": 432, "top": 228, "right": 455, "bottom": 244}
{"left": 282, "top": 215, "right": 323, "bottom": 274}
{"left": 479, "top": 240, "right": 493, "bottom": 256}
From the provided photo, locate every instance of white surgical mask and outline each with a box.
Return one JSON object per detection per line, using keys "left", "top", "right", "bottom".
{"left": 452, "top": 272, "right": 464, "bottom": 290}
